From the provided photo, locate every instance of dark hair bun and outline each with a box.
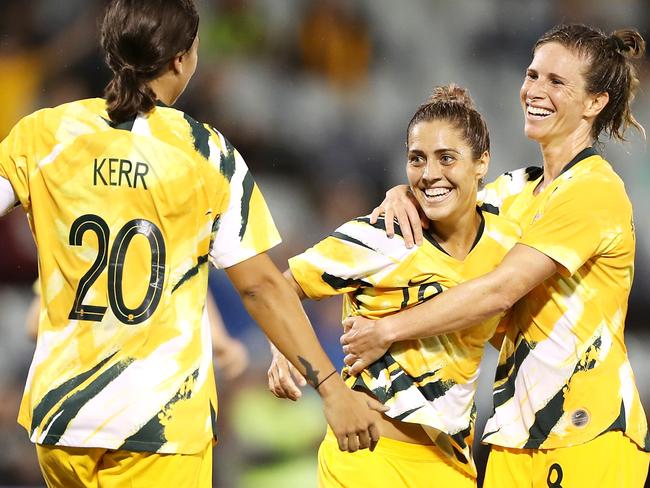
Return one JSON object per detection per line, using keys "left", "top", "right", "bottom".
{"left": 427, "top": 84, "right": 476, "bottom": 110}
{"left": 611, "top": 29, "right": 646, "bottom": 59}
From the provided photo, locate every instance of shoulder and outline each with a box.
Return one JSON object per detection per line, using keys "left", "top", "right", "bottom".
{"left": 147, "top": 106, "right": 233, "bottom": 165}
{"left": 332, "top": 215, "right": 414, "bottom": 258}
{"left": 483, "top": 210, "right": 521, "bottom": 236}
{"left": 555, "top": 157, "right": 629, "bottom": 209}
{"left": 480, "top": 165, "right": 542, "bottom": 213}
{"left": 481, "top": 210, "right": 522, "bottom": 251}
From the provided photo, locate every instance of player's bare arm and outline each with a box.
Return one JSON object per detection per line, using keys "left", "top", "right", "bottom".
{"left": 341, "top": 243, "right": 558, "bottom": 375}
{"left": 225, "top": 252, "right": 387, "bottom": 452}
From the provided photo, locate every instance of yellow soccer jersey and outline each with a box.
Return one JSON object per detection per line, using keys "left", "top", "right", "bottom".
{"left": 479, "top": 147, "right": 649, "bottom": 452}
{"left": 0, "top": 98, "right": 281, "bottom": 454}
{"left": 289, "top": 209, "right": 521, "bottom": 476}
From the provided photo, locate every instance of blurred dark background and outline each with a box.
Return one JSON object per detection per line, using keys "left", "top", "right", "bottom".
{"left": 0, "top": 0, "right": 648, "bottom": 486}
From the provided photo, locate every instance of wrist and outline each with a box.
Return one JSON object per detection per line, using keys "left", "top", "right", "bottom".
{"left": 314, "top": 370, "right": 345, "bottom": 398}
{"left": 378, "top": 316, "right": 398, "bottom": 347}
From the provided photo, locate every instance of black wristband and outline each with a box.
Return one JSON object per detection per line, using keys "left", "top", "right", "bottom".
{"left": 315, "top": 370, "right": 338, "bottom": 390}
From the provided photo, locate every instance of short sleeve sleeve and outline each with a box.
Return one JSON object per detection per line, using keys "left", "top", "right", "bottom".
{"left": 207, "top": 128, "right": 281, "bottom": 268}
{"left": 0, "top": 114, "right": 35, "bottom": 210}
{"left": 289, "top": 218, "right": 409, "bottom": 300}
{"left": 518, "top": 177, "right": 626, "bottom": 276}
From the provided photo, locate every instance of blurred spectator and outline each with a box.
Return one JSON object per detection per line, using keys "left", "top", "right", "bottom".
{"left": 299, "top": 0, "right": 372, "bottom": 89}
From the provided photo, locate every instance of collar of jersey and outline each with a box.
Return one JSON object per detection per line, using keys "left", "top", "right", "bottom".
{"left": 423, "top": 206, "right": 485, "bottom": 260}
{"left": 559, "top": 146, "right": 599, "bottom": 176}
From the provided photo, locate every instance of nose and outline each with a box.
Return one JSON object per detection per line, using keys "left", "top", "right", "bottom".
{"left": 523, "top": 78, "right": 544, "bottom": 104}
{"left": 422, "top": 161, "right": 442, "bottom": 182}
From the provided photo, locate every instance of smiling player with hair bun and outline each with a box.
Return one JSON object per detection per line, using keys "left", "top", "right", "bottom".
{"left": 269, "top": 84, "right": 521, "bottom": 487}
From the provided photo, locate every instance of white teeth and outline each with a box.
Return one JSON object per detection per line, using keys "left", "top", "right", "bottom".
{"left": 528, "top": 106, "right": 553, "bottom": 116}
{"left": 424, "top": 188, "right": 451, "bottom": 197}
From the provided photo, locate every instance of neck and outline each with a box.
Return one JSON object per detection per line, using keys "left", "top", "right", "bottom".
{"left": 538, "top": 126, "right": 593, "bottom": 189}
{"left": 429, "top": 207, "right": 481, "bottom": 260}
{"left": 147, "top": 73, "right": 178, "bottom": 107}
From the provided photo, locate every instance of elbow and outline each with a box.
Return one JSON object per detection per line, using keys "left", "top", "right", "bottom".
{"left": 490, "top": 286, "right": 519, "bottom": 315}
{"left": 494, "top": 294, "right": 515, "bottom": 315}
{"left": 237, "top": 274, "right": 280, "bottom": 302}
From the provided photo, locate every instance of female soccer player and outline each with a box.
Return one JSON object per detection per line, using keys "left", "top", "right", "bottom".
{"left": 269, "top": 85, "right": 521, "bottom": 487}
{"left": 0, "top": 0, "right": 384, "bottom": 486}
{"left": 341, "top": 24, "right": 649, "bottom": 487}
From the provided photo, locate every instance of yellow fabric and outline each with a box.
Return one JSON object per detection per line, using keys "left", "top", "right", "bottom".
{"left": 483, "top": 430, "right": 649, "bottom": 488}
{"left": 318, "top": 428, "right": 475, "bottom": 488}
{"left": 0, "top": 98, "right": 281, "bottom": 453}
{"left": 479, "top": 148, "right": 649, "bottom": 452}
{"left": 289, "top": 209, "right": 520, "bottom": 476}
{"left": 36, "top": 441, "right": 212, "bottom": 488}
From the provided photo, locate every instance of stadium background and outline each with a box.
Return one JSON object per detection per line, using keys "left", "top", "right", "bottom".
{"left": 0, "top": 0, "right": 648, "bottom": 486}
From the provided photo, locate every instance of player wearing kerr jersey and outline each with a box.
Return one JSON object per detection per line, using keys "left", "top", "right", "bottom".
{"left": 269, "top": 85, "right": 520, "bottom": 487}
{"left": 0, "top": 1, "right": 385, "bottom": 486}
{"left": 2, "top": 97, "right": 278, "bottom": 453}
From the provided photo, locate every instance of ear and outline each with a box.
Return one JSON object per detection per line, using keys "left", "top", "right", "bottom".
{"left": 475, "top": 151, "right": 490, "bottom": 181}
{"left": 171, "top": 53, "right": 184, "bottom": 75}
{"left": 584, "top": 91, "right": 609, "bottom": 118}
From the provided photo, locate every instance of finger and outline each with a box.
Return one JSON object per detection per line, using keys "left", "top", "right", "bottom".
{"left": 404, "top": 203, "right": 424, "bottom": 247}
{"left": 342, "top": 317, "right": 354, "bottom": 334}
{"left": 274, "top": 361, "right": 301, "bottom": 400}
{"left": 343, "top": 354, "right": 359, "bottom": 367}
{"left": 349, "top": 358, "right": 367, "bottom": 376}
{"left": 268, "top": 367, "right": 285, "bottom": 399}
{"left": 347, "top": 433, "right": 360, "bottom": 453}
{"left": 357, "top": 429, "right": 371, "bottom": 450}
{"left": 369, "top": 205, "right": 384, "bottom": 224}
{"left": 367, "top": 398, "right": 390, "bottom": 414}
{"left": 369, "top": 423, "right": 380, "bottom": 452}
{"left": 289, "top": 363, "right": 307, "bottom": 387}
{"left": 384, "top": 208, "right": 395, "bottom": 238}
{"left": 340, "top": 329, "right": 352, "bottom": 345}
{"left": 337, "top": 434, "right": 348, "bottom": 452}
{"left": 279, "top": 369, "right": 302, "bottom": 400}
{"left": 394, "top": 207, "right": 414, "bottom": 248}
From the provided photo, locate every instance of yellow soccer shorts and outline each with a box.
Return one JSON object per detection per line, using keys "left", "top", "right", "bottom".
{"left": 36, "top": 441, "right": 213, "bottom": 488}
{"left": 483, "top": 430, "right": 649, "bottom": 488}
{"left": 318, "top": 428, "right": 476, "bottom": 488}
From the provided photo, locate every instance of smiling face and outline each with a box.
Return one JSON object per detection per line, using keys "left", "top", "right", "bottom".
{"left": 406, "top": 119, "right": 488, "bottom": 226}
{"left": 520, "top": 42, "right": 605, "bottom": 145}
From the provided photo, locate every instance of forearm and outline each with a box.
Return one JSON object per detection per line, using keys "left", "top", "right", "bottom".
{"left": 227, "top": 255, "right": 338, "bottom": 389}
{"left": 383, "top": 271, "right": 514, "bottom": 342}
{"left": 383, "top": 244, "right": 557, "bottom": 342}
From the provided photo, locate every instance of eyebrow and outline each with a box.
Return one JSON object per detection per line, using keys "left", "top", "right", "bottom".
{"left": 527, "top": 67, "right": 568, "bottom": 82}
{"left": 408, "top": 147, "right": 461, "bottom": 155}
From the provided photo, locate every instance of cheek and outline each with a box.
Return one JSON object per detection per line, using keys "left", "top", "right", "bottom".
{"left": 520, "top": 83, "right": 528, "bottom": 101}
{"left": 406, "top": 166, "right": 420, "bottom": 186}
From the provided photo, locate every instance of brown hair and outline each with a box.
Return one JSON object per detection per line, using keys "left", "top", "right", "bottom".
{"left": 101, "top": 0, "right": 199, "bottom": 123}
{"left": 407, "top": 84, "right": 490, "bottom": 159}
{"left": 534, "top": 24, "right": 646, "bottom": 142}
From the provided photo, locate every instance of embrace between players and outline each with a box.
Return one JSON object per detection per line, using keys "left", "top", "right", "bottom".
{"left": 0, "top": 0, "right": 647, "bottom": 487}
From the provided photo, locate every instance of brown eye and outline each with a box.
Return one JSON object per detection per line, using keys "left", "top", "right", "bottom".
{"left": 440, "top": 154, "right": 455, "bottom": 165}
{"left": 408, "top": 155, "right": 425, "bottom": 165}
